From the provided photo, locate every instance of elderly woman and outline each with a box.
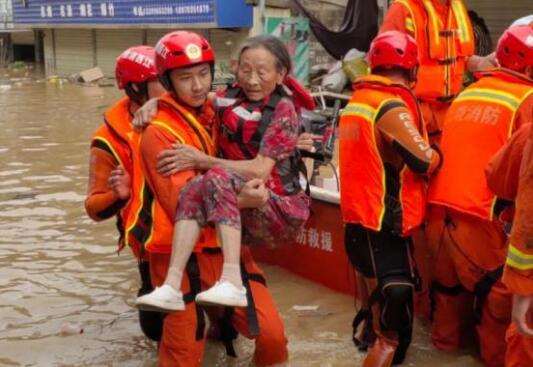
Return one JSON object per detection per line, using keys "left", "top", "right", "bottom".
{"left": 136, "top": 35, "right": 311, "bottom": 311}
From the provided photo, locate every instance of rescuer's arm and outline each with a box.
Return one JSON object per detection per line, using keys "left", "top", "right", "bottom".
{"left": 376, "top": 100, "right": 442, "bottom": 175}
{"left": 140, "top": 125, "right": 196, "bottom": 219}
{"left": 503, "top": 124, "right": 533, "bottom": 336}
{"left": 379, "top": 3, "right": 415, "bottom": 37}
{"left": 85, "top": 146, "right": 128, "bottom": 221}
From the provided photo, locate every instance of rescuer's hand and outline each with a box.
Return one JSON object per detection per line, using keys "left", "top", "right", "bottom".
{"left": 512, "top": 294, "right": 533, "bottom": 337}
{"left": 132, "top": 97, "right": 159, "bottom": 129}
{"left": 108, "top": 166, "right": 131, "bottom": 200}
{"left": 297, "top": 132, "right": 320, "bottom": 152}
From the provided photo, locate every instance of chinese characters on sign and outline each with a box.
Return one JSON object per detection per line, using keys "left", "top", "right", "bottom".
{"left": 14, "top": 1, "right": 252, "bottom": 31}
{"left": 41, "top": 3, "right": 116, "bottom": 18}
{"left": 132, "top": 4, "right": 210, "bottom": 17}
{"left": 36, "top": 2, "right": 212, "bottom": 20}
{"left": 295, "top": 227, "right": 333, "bottom": 253}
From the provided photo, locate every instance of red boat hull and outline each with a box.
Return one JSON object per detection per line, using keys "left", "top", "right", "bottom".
{"left": 251, "top": 193, "right": 357, "bottom": 296}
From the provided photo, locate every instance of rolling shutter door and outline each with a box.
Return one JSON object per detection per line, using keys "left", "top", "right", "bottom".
{"left": 96, "top": 29, "right": 143, "bottom": 77}
{"left": 466, "top": 0, "right": 532, "bottom": 46}
{"left": 54, "top": 29, "right": 93, "bottom": 77}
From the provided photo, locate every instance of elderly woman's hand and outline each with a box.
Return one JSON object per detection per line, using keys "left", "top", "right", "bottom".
{"left": 237, "top": 179, "right": 268, "bottom": 209}
{"left": 297, "top": 132, "right": 320, "bottom": 153}
{"left": 157, "top": 144, "right": 206, "bottom": 175}
{"left": 132, "top": 97, "right": 159, "bottom": 129}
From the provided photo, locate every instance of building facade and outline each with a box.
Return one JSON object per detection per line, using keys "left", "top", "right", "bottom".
{"left": 11, "top": 0, "right": 279, "bottom": 77}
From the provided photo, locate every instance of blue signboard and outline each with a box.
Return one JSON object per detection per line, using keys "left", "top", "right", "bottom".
{"left": 12, "top": 0, "right": 253, "bottom": 28}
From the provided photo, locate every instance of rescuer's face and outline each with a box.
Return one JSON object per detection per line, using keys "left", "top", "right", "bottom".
{"left": 169, "top": 63, "right": 212, "bottom": 108}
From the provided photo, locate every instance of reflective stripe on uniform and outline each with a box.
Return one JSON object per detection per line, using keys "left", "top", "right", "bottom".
{"left": 405, "top": 17, "right": 415, "bottom": 33}
{"left": 342, "top": 103, "right": 377, "bottom": 124}
{"left": 151, "top": 120, "right": 186, "bottom": 143}
{"left": 451, "top": 0, "right": 471, "bottom": 44}
{"left": 507, "top": 244, "right": 533, "bottom": 271}
{"left": 92, "top": 136, "right": 125, "bottom": 168}
{"left": 454, "top": 88, "right": 522, "bottom": 111}
{"left": 423, "top": 0, "right": 441, "bottom": 46}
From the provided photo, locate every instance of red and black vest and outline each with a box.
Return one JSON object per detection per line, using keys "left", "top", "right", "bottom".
{"left": 215, "top": 85, "right": 304, "bottom": 196}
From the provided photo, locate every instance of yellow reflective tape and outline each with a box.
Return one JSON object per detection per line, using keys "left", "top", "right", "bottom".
{"left": 451, "top": 0, "right": 470, "bottom": 43}
{"left": 424, "top": 0, "right": 441, "bottom": 46}
{"left": 455, "top": 88, "right": 521, "bottom": 111}
{"left": 405, "top": 18, "right": 415, "bottom": 33}
{"left": 342, "top": 103, "right": 377, "bottom": 123}
{"left": 125, "top": 180, "right": 145, "bottom": 242}
{"left": 151, "top": 120, "right": 186, "bottom": 144}
{"left": 509, "top": 244, "right": 533, "bottom": 259}
{"left": 395, "top": 0, "right": 417, "bottom": 35}
{"left": 506, "top": 244, "right": 533, "bottom": 271}
{"left": 93, "top": 136, "right": 125, "bottom": 168}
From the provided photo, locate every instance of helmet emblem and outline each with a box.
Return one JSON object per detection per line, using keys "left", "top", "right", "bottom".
{"left": 185, "top": 43, "right": 202, "bottom": 60}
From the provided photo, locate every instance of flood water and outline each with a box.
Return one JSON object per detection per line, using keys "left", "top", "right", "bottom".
{"left": 0, "top": 68, "right": 483, "bottom": 366}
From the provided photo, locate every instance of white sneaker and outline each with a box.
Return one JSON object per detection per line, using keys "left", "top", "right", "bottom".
{"left": 195, "top": 281, "right": 248, "bottom": 307}
{"left": 135, "top": 285, "right": 185, "bottom": 312}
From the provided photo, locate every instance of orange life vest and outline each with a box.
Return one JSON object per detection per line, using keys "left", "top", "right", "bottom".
{"left": 339, "top": 75, "right": 428, "bottom": 236}
{"left": 428, "top": 69, "right": 533, "bottom": 220}
{"left": 126, "top": 93, "right": 218, "bottom": 254}
{"left": 91, "top": 97, "right": 134, "bottom": 254}
{"left": 395, "top": 0, "right": 475, "bottom": 101}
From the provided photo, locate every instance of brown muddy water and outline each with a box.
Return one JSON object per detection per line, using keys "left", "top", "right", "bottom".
{"left": 0, "top": 69, "right": 482, "bottom": 366}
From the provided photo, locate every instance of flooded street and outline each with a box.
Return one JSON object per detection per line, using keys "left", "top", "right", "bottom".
{"left": 0, "top": 69, "right": 483, "bottom": 367}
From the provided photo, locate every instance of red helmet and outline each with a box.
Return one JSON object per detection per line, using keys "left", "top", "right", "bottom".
{"left": 496, "top": 26, "right": 533, "bottom": 72}
{"left": 115, "top": 46, "right": 158, "bottom": 89}
{"left": 367, "top": 31, "right": 419, "bottom": 71}
{"left": 154, "top": 31, "right": 215, "bottom": 76}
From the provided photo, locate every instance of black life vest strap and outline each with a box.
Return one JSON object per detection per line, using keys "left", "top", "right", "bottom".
{"left": 215, "top": 268, "right": 267, "bottom": 358}
{"left": 181, "top": 253, "right": 206, "bottom": 341}
{"left": 248, "top": 85, "right": 286, "bottom": 150}
{"left": 473, "top": 266, "right": 504, "bottom": 325}
{"left": 429, "top": 281, "right": 467, "bottom": 321}
{"left": 129, "top": 184, "right": 154, "bottom": 259}
{"left": 351, "top": 308, "right": 375, "bottom": 351}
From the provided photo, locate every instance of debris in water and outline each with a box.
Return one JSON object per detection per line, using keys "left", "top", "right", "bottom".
{"left": 292, "top": 305, "right": 320, "bottom": 312}
{"left": 13, "top": 193, "right": 37, "bottom": 200}
{"left": 59, "top": 322, "right": 84, "bottom": 336}
{"left": 0, "top": 84, "right": 12, "bottom": 91}
{"left": 78, "top": 67, "right": 104, "bottom": 83}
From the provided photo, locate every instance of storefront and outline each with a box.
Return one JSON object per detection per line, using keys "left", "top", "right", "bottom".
{"left": 12, "top": 0, "right": 262, "bottom": 77}
{"left": 465, "top": 0, "right": 531, "bottom": 45}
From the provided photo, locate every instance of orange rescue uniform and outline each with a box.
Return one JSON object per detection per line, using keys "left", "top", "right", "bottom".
{"left": 487, "top": 123, "right": 533, "bottom": 367}
{"left": 340, "top": 75, "right": 440, "bottom": 367}
{"left": 380, "top": 0, "right": 475, "bottom": 141}
{"left": 426, "top": 68, "right": 533, "bottom": 367}
{"left": 86, "top": 97, "right": 137, "bottom": 255}
{"left": 137, "top": 93, "right": 288, "bottom": 367}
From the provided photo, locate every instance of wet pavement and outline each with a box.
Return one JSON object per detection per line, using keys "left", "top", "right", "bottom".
{"left": 0, "top": 68, "right": 483, "bottom": 366}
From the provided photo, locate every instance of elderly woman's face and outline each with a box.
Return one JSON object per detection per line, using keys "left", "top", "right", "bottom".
{"left": 237, "top": 47, "right": 286, "bottom": 102}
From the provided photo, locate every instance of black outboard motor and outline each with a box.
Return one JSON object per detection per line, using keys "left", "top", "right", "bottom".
{"left": 300, "top": 99, "right": 342, "bottom": 164}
